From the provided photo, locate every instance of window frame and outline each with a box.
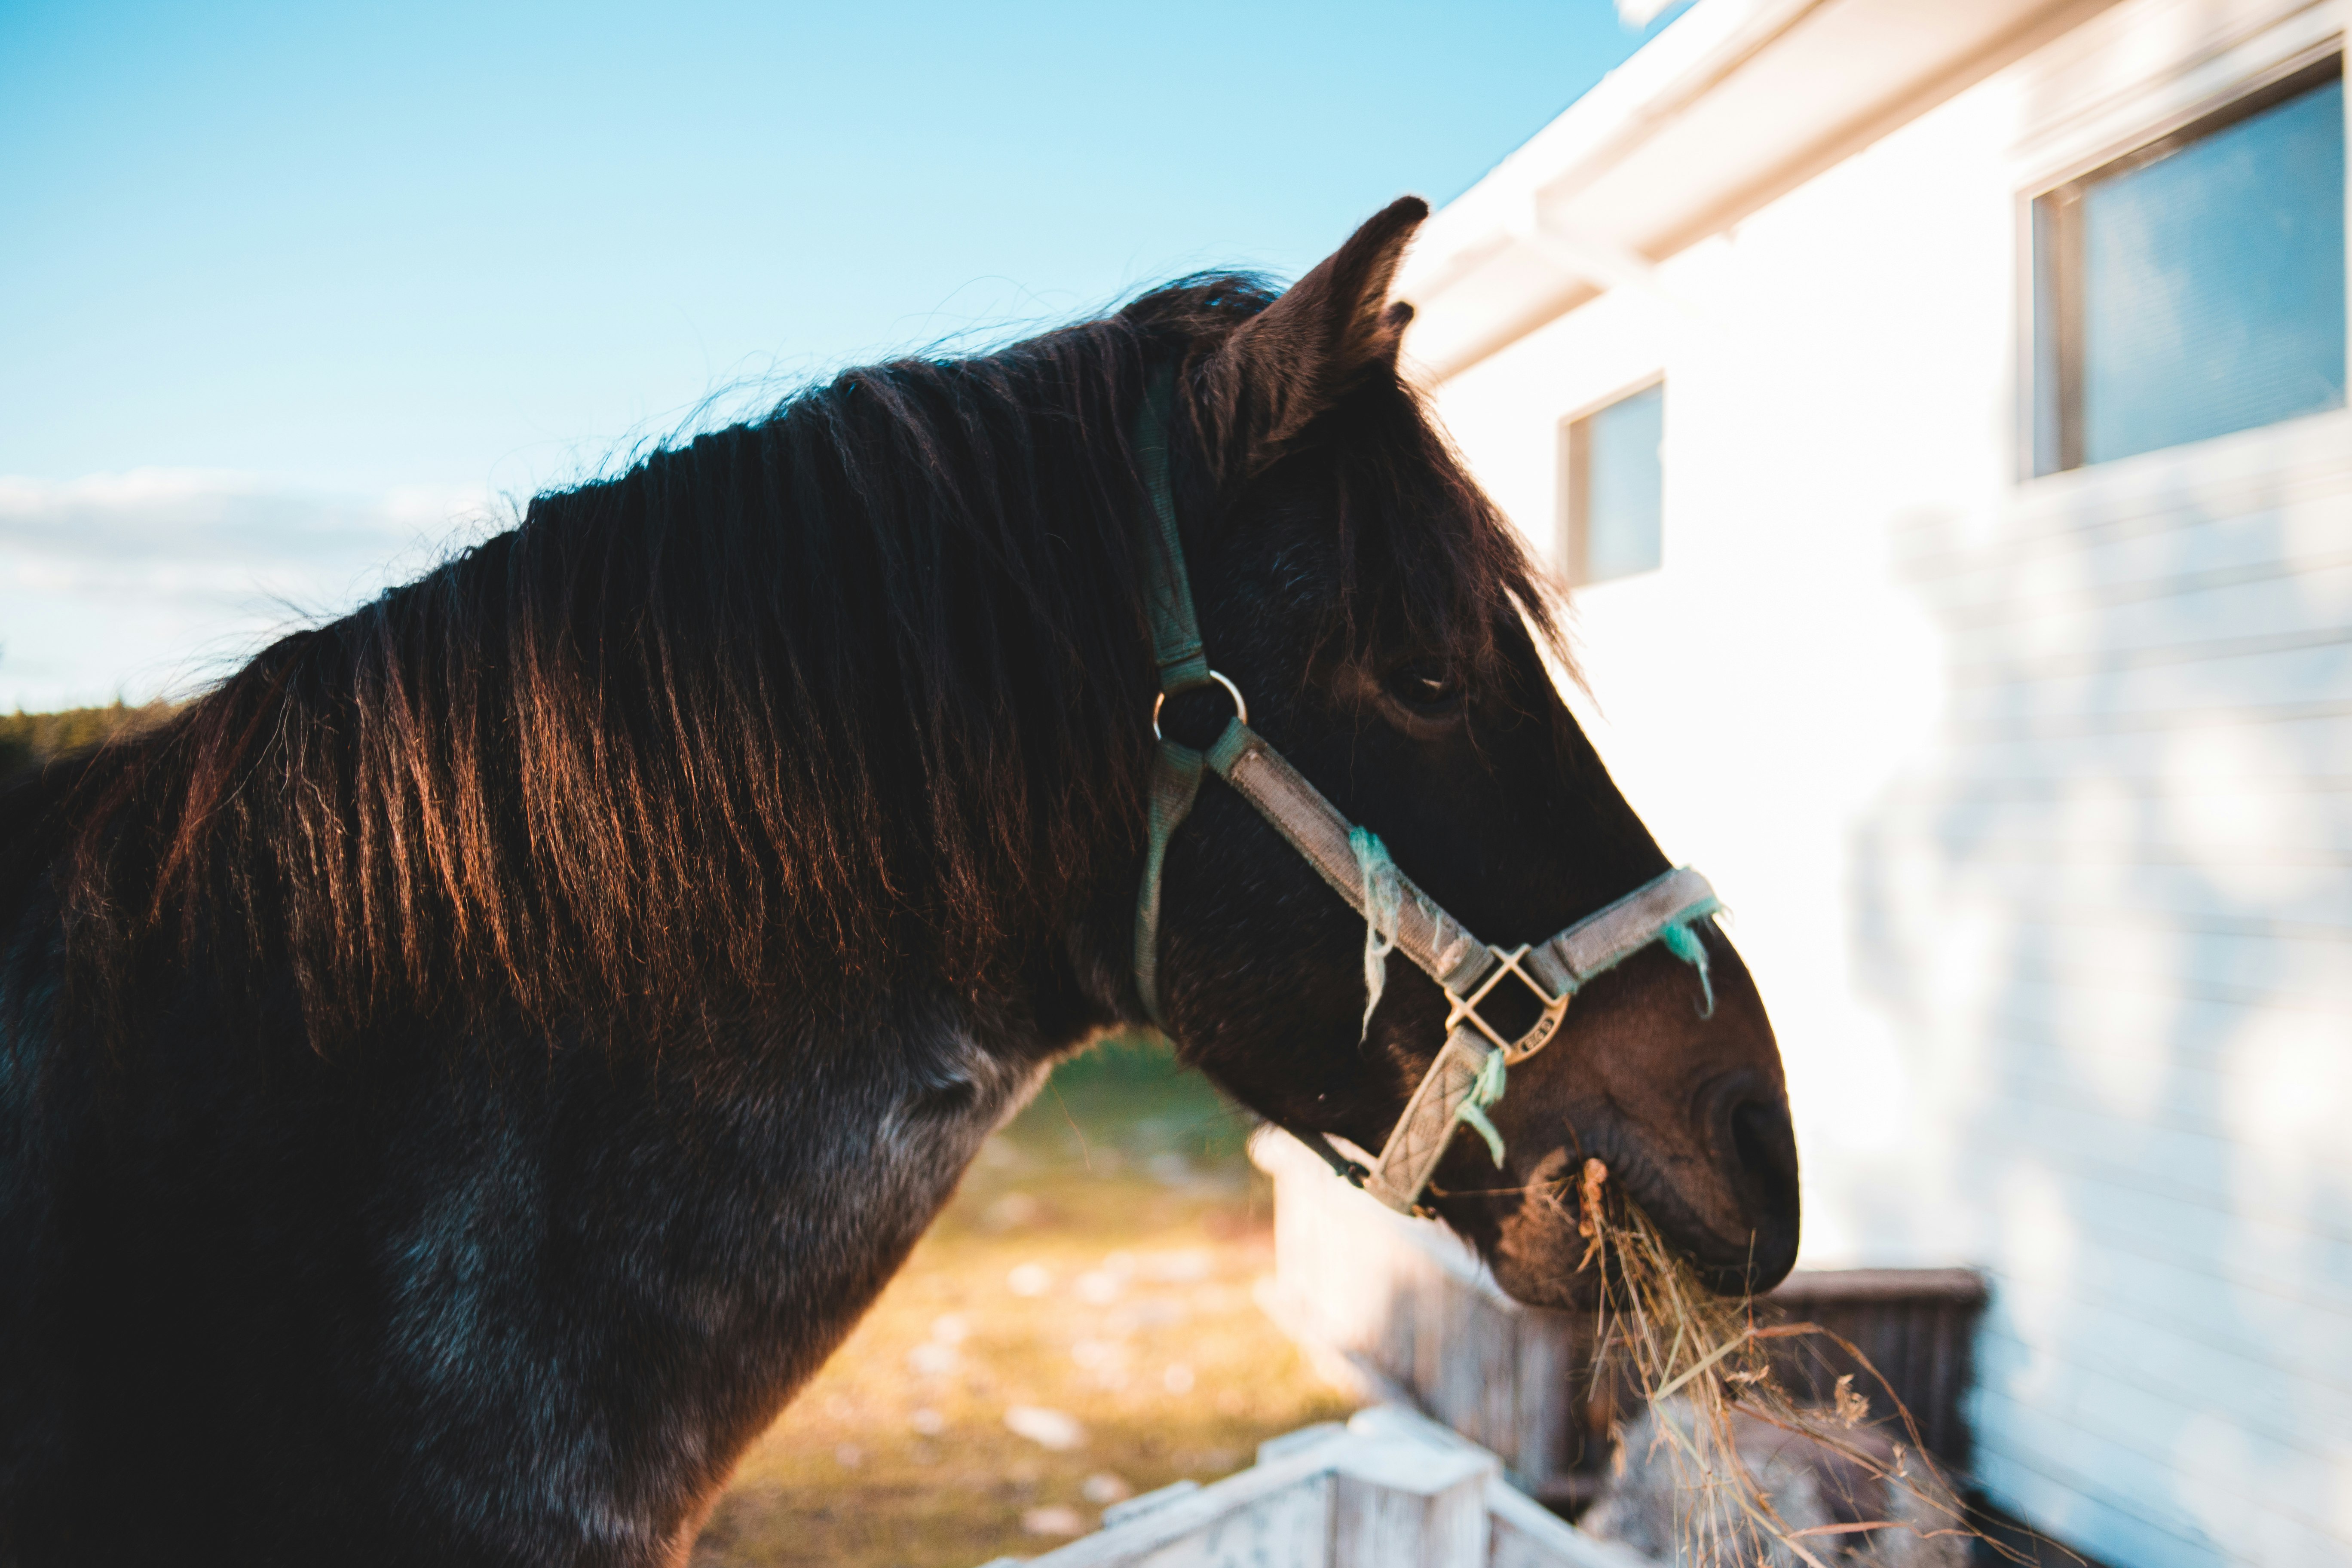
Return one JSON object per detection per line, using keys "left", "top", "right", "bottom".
{"left": 2022, "top": 45, "right": 2347, "bottom": 478}
{"left": 1556, "top": 373, "right": 1666, "bottom": 589}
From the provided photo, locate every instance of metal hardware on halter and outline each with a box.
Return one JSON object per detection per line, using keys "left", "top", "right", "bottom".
{"left": 1151, "top": 671, "right": 1246, "bottom": 742}
{"left": 1447, "top": 943, "right": 1570, "bottom": 1064}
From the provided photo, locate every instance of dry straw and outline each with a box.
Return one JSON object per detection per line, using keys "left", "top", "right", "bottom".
{"left": 1571, "top": 1159, "right": 2018, "bottom": 1568}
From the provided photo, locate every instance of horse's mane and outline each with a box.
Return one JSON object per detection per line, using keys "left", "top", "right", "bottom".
{"left": 35, "top": 273, "right": 1550, "bottom": 1049}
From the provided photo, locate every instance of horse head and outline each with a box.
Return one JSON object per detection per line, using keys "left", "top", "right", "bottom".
{"left": 1134, "top": 199, "right": 1800, "bottom": 1303}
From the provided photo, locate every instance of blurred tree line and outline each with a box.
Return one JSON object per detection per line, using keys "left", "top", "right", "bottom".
{"left": 0, "top": 702, "right": 174, "bottom": 777}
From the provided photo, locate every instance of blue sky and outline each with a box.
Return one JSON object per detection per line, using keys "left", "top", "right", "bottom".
{"left": 1, "top": 0, "right": 1681, "bottom": 707}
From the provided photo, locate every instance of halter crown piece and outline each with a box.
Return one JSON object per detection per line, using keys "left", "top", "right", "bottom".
{"left": 1128, "top": 370, "right": 1723, "bottom": 1215}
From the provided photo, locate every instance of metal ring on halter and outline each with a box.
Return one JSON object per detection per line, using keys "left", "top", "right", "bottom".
{"left": 1152, "top": 670, "right": 1248, "bottom": 742}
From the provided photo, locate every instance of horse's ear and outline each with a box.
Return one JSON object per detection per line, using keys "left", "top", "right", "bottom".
{"left": 1200, "top": 196, "right": 1427, "bottom": 475}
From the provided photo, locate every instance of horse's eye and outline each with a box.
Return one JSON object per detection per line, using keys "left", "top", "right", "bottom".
{"left": 1387, "top": 658, "right": 1464, "bottom": 710}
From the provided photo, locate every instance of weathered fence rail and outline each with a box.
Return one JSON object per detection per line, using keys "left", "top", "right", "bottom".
{"left": 980, "top": 1406, "right": 1648, "bottom": 1568}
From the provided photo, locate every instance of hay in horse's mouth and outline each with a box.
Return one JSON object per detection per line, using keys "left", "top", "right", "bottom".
{"left": 1576, "top": 1159, "right": 1997, "bottom": 1568}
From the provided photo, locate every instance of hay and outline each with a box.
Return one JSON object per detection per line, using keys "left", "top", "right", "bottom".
{"left": 1573, "top": 1159, "right": 2000, "bottom": 1568}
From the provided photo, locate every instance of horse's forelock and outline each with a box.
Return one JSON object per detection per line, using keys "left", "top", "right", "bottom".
{"left": 1267, "top": 371, "right": 1565, "bottom": 695}
{"left": 1125, "top": 271, "right": 1561, "bottom": 680}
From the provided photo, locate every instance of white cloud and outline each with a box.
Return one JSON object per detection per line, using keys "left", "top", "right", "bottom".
{"left": 0, "top": 469, "right": 497, "bottom": 711}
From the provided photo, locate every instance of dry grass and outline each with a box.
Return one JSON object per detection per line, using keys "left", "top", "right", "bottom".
{"left": 691, "top": 1035, "right": 1354, "bottom": 1568}
{"left": 1578, "top": 1159, "right": 1989, "bottom": 1568}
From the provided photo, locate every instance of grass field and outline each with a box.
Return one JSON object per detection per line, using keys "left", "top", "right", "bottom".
{"left": 0, "top": 702, "right": 172, "bottom": 775}
{"left": 691, "top": 1034, "right": 1356, "bottom": 1568}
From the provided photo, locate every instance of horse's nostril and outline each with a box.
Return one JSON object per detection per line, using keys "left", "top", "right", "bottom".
{"left": 1729, "top": 1098, "right": 1798, "bottom": 1201}
{"left": 1712, "top": 1093, "right": 1800, "bottom": 1294}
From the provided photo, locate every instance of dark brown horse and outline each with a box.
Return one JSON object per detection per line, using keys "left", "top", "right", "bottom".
{"left": 0, "top": 199, "right": 1797, "bottom": 1567}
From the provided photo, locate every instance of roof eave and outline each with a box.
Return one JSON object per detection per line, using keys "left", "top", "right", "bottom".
{"left": 1396, "top": 0, "right": 2122, "bottom": 382}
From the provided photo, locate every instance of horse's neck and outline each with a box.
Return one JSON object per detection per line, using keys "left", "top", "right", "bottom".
{"left": 570, "top": 992, "right": 1061, "bottom": 1438}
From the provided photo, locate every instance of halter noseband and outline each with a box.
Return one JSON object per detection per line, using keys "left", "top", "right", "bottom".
{"left": 1128, "top": 371, "right": 1722, "bottom": 1215}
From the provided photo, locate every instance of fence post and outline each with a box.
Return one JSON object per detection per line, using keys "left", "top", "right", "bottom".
{"left": 1330, "top": 1436, "right": 1492, "bottom": 1568}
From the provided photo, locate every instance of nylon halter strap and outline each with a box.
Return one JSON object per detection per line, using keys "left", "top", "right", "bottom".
{"left": 1127, "top": 372, "right": 1723, "bottom": 1215}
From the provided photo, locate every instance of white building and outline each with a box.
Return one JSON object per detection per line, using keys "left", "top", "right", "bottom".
{"left": 1395, "top": 1, "right": 2351, "bottom": 1564}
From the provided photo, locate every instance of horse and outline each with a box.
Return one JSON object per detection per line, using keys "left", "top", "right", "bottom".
{"left": 0, "top": 198, "right": 1798, "bottom": 1567}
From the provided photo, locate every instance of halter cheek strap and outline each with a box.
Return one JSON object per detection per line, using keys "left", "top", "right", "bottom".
{"left": 1127, "top": 371, "right": 1722, "bottom": 1215}
{"left": 1132, "top": 369, "right": 1217, "bottom": 1027}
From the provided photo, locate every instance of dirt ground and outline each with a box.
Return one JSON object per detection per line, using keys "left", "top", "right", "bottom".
{"left": 689, "top": 1035, "right": 1356, "bottom": 1568}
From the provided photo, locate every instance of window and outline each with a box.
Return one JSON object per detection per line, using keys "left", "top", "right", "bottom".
{"left": 1562, "top": 380, "right": 1665, "bottom": 585}
{"left": 2032, "top": 59, "right": 2345, "bottom": 475}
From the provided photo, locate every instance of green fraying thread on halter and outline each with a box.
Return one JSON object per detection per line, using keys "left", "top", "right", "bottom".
{"left": 1454, "top": 1045, "right": 1509, "bottom": 1167}
{"left": 1658, "top": 897, "right": 1725, "bottom": 1017}
{"left": 1352, "top": 827, "right": 1504, "bottom": 1167}
{"left": 1348, "top": 826, "right": 1403, "bottom": 1041}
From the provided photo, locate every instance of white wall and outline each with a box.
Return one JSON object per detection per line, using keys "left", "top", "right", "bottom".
{"left": 1421, "top": 2, "right": 2352, "bottom": 1564}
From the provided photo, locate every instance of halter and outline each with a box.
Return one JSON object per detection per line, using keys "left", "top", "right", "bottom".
{"left": 1128, "top": 371, "right": 1723, "bottom": 1215}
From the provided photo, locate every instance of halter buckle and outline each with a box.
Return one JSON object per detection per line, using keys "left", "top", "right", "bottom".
{"left": 1446, "top": 944, "right": 1570, "bottom": 1064}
